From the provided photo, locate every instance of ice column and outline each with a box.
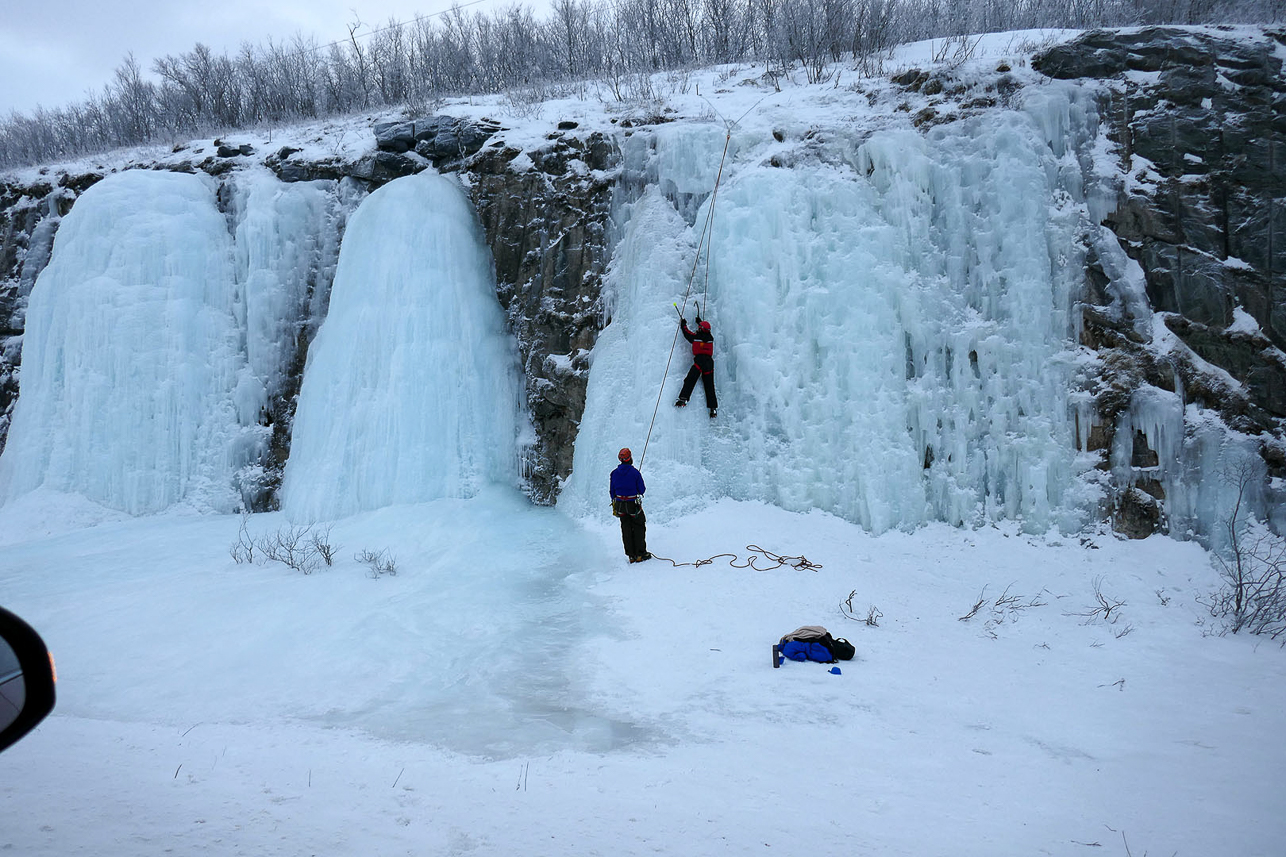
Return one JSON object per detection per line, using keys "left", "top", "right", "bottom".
{"left": 0, "top": 170, "right": 245, "bottom": 513}
{"left": 280, "top": 173, "right": 523, "bottom": 521}
{"left": 228, "top": 169, "right": 339, "bottom": 407}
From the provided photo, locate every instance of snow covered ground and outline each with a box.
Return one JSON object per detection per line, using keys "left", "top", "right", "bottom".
{"left": 2, "top": 491, "right": 1284, "bottom": 856}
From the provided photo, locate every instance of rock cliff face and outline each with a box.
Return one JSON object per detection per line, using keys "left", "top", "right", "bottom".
{"left": 0, "top": 27, "right": 1282, "bottom": 533}
{"left": 0, "top": 177, "right": 80, "bottom": 454}
{"left": 1034, "top": 27, "right": 1286, "bottom": 537}
{"left": 0, "top": 120, "right": 619, "bottom": 506}
{"left": 466, "top": 129, "right": 619, "bottom": 503}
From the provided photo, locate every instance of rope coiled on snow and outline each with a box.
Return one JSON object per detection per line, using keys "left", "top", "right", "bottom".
{"left": 646, "top": 544, "right": 821, "bottom": 572}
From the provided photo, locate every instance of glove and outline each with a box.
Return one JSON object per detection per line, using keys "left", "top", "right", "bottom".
{"left": 611, "top": 501, "right": 620, "bottom": 518}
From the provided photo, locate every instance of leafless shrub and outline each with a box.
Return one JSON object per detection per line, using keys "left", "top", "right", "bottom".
{"left": 994, "top": 585, "right": 1020, "bottom": 611}
{"left": 230, "top": 511, "right": 256, "bottom": 564}
{"left": 357, "top": 548, "right": 398, "bottom": 578}
{"left": 309, "top": 525, "right": 338, "bottom": 567}
{"left": 960, "top": 583, "right": 1053, "bottom": 640}
{"left": 959, "top": 586, "right": 988, "bottom": 621}
{"left": 840, "top": 590, "right": 882, "bottom": 627}
{"left": 261, "top": 525, "right": 321, "bottom": 575}
{"left": 930, "top": 34, "right": 982, "bottom": 67}
{"left": 503, "top": 84, "right": 548, "bottom": 119}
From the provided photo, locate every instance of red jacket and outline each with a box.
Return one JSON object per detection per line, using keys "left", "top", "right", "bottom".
{"left": 681, "top": 320, "right": 714, "bottom": 358}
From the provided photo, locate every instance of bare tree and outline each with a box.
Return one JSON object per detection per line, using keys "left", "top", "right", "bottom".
{"left": 1, "top": 0, "right": 1281, "bottom": 168}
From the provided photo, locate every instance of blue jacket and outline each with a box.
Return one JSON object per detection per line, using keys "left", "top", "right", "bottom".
{"left": 610, "top": 463, "right": 646, "bottom": 500}
{"left": 780, "top": 640, "right": 835, "bottom": 663}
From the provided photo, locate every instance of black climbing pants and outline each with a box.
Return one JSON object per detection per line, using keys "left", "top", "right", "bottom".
{"left": 617, "top": 504, "right": 648, "bottom": 559}
{"left": 679, "top": 356, "right": 717, "bottom": 409}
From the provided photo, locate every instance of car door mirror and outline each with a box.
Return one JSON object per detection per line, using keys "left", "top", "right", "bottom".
{"left": 0, "top": 606, "right": 56, "bottom": 753}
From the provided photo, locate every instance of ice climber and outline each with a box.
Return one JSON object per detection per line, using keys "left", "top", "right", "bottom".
{"left": 610, "top": 447, "right": 651, "bottom": 563}
{"left": 675, "top": 313, "right": 718, "bottom": 417}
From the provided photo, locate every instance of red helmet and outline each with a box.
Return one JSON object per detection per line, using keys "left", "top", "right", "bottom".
{"left": 618, "top": 447, "right": 632, "bottom": 463}
{"left": 698, "top": 320, "right": 711, "bottom": 331}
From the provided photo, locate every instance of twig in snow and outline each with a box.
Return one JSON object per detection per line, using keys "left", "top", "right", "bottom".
{"left": 1067, "top": 576, "right": 1126, "bottom": 625}
{"left": 960, "top": 586, "right": 988, "bottom": 621}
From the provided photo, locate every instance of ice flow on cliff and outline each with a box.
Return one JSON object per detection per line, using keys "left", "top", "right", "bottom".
{"left": 2, "top": 81, "right": 1244, "bottom": 538}
{"left": 0, "top": 171, "right": 249, "bottom": 513}
{"left": 279, "top": 173, "right": 524, "bottom": 521}
{"left": 564, "top": 82, "right": 1101, "bottom": 534}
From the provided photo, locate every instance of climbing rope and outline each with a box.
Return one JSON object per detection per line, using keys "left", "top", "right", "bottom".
{"left": 639, "top": 129, "right": 731, "bottom": 469}
{"left": 637, "top": 94, "right": 772, "bottom": 469}
{"left": 647, "top": 544, "right": 822, "bottom": 572}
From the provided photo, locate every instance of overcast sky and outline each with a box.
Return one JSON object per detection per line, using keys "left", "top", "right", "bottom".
{"left": 0, "top": 0, "right": 523, "bottom": 116}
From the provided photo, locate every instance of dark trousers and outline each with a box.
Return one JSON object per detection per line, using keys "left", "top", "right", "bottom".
{"left": 679, "top": 358, "right": 717, "bottom": 408}
{"left": 618, "top": 506, "right": 647, "bottom": 558}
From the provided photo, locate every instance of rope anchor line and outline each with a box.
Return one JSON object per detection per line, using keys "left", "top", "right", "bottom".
{"left": 639, "top": 116, "right": 739, "bottom": 469}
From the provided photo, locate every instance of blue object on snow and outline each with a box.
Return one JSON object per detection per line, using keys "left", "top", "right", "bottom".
{"left": 829, "top": 666, "right": 841, "bottom": 675}
{"left": 781, "top": 640, "right": 833, "bottom": 663}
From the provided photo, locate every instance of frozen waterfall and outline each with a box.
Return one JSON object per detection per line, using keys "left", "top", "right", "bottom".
{"left": 564, "top": 82, "right": 1099, "bottom": 533}
{"left": 279, "top": 172, "right": 524, "bottom": 522}
{"left": 0, "top": 171, "right": 247, "bottom": 514}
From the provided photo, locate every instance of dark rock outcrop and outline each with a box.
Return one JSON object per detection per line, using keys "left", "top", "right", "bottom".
{"left": 464, "top": 131, "right": 620, "bottom": 503}
{"left": 1037, "top": 27, "right": 1285, "bottom": 344}
{"left": 374, "top": 115, "right": 502, "bottom": 169}
{"left": 0, "top": 177, "right": 85, "bottom": 455}
{"left": 1037, "top": 26, "right": 1286, "bottom": 537}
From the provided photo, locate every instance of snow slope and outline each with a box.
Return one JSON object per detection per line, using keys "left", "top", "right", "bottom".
{"left": 1, "top": 496, "right": 1282, "bottom": 856}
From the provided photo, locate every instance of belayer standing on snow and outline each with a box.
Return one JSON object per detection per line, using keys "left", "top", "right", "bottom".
{"left": 676, "top": 312, "right": 718, "bottom": 418}
{"left": 610, "top": 447, "right": 651, "bottom": 563}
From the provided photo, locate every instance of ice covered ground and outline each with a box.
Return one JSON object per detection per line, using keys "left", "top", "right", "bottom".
{"left": 2, "top": 490, "right": 1284, "bottom": 856}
